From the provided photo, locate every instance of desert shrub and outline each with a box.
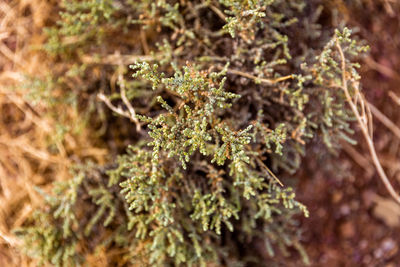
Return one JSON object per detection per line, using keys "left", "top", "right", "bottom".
{"left": 15, "top": 0, "right": 368, "bottom": 266}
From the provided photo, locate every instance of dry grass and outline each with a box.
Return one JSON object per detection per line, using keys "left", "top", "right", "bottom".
{"left": 0, "top": 1, "right": 106, "bottom": 265}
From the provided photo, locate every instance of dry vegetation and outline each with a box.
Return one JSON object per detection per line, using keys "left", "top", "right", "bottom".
{"left": 0, "top": 1, "right": 106, "bottom": 265}
{"left": 0, "top": 0, "right": 400, "bottom": 266}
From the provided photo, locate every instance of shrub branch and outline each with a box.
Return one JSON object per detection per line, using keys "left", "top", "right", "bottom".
{"left": 336, "top": 39, "right": 400, "bottom": 204}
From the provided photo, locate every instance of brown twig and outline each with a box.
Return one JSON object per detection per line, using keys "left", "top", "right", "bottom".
{"left": 97, "top": 51, "right": 142, "bottom": 132}
{"left": 224, "top": 68, "right": 293, "bottom": 85}
{"left": 254, "top": 156, "right": 284, "bottom": 187}
{"left": 364, "top": 56, "right": 399, "bottom": 80}
{"left": 82, "top": 53, "right": 158, "bottom": 65}
{"left": 341, "top": 141, "right": 374, "bottom": 178}
{"left": 368, "top": 101, "right": 400, "bottom": 140}
{"left": 209, "top": 4, "right": 227, "bottom": 21}
{"left": 388, "top": 91, "right": 400, "bottom": 106}
{"left": 118, "top": 73, "right": 142, "bottom": 132}
{"left": 140, "top": 29, "right": 150, "bottom": 55}
{"left": 97, "top": 92, "right": 141, "bottom": 133}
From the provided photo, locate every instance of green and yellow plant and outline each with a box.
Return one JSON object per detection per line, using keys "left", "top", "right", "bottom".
{"left": 12, "top": 1, "right": 377, "bottom": 266}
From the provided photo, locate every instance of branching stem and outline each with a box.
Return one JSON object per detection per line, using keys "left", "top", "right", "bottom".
{"left": 97, "top": 92, "right": 141, "bottom": 132}
{"left": 336, "top": 39, "right": 400, "bottom": 204}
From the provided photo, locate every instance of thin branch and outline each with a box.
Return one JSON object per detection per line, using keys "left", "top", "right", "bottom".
{"left": 389, "top": 91, "right": 400, "bottom": 106}
{"left": 97, "top": 92, "right": 141, "bottom": 133}
{"left": 97, "top": 51, "right": 142, "bottom": 132}
{"left": 81, "top": 45, "right": 183, "bottom": 65}
{"left": 118, "top": 73, "right": 142, "bottom": 132}
{"left": 82, "top": 53, "right": 158, "bottom": 65}
{"left": 368, "top": 102, "right": 400, "bottom": 141}
{"left": 224, "top": 68, "right": 293, "bottom": 85}
{"left": 336, "top": 39, "right": 400, "bottom": 204}
{"left": 364, "top": 56, "right": 399, "bottom": 79}
{"left": 209, "top": 4, "right": 227, "bottom": 21}
{"left": 255, "top": 156, "right": 284, "bottom": 187}
{"left": 383, "top": 0, "right": 396, "bottom": 17}
{"left": 140, "top": 29, "right": 150, "bottom": 55}
{"left": 341, "top": 141, "right": 374, "bottom": 178}
{"left": 97, "top": 93, "right": 127, "bottom": 116}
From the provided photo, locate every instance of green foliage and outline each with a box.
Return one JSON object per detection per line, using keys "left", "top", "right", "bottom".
{"left": 132, "top": 62, "right": 240, "bottom": 169}
{"left": 15, "top": 211, "right": 79, "bottom": 267}
{"left": 45, "top": 0, "right": 121, "bottom": 55}
{"left": 310, "top": 28, "right": 369, "bottom": 152}
{"left": 17, "top": 0, "right": 369, "bottom": 266}
{"left": 15, "top": 169, "right": 85, "bottom": 266}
